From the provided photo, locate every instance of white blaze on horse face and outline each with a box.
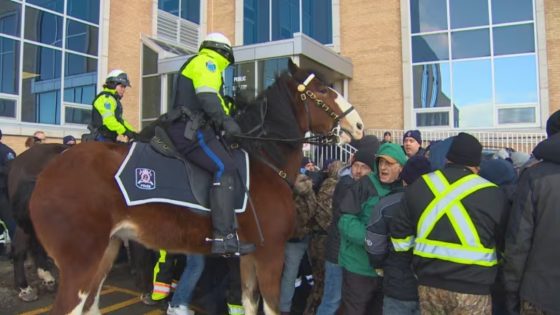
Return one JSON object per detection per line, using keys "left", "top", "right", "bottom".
{"left": 331, "top": 88, "right": 364, "bottom": 141}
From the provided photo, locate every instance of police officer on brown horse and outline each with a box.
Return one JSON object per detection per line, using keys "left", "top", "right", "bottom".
{"left": 167, "top": 33, "right": 255, "bottom": 256}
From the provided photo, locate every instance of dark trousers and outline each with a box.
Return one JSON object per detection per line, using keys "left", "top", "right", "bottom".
{"left": 340, "top": 269, "right": 383, "bottom": 315}
{"left": 168, "top": 122, "right": 235, "bottom": 182}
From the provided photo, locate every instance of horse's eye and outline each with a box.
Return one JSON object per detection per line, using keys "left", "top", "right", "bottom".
{"left": 318, "top": 87, "right": 329, "bottom": 94}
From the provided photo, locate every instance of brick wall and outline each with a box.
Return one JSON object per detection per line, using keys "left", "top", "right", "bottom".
{"left": 206, "top": 0, "right": 235, "bottom": 40}
{"left": 545, "top": 0, "right": 560, "bottom": 114}
{"left": 340, "top": 0, "right": 404, "bottom": 130}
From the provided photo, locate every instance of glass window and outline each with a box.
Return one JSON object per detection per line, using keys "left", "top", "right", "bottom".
{"left": 493, "top": 24, "right": 534, "bottom": 56}
{"left": 416, "top": 112, "right": 449, "bottom": 127}
{"left": 451, "top": 29, "right": 490, "bottom": 59}
{"left": 452, "top": 59, "right": 493, "bottom": 128}
{"left": 0, "top": 36, "right": 19, "bottom": 94}
{"left": 66, "top": 20, "right": 98, "bottom": 55}
{"left": 492, "top": 0, "right": 533, "bottom": 24}
{"left": 142, "top": 76, "right": 161, "bottom": 119}
{"left": 159, "top": 0, "right": 179, "bottom": 16}
{"left": 232, "top": 62, "right": 256, "bottom": 100}
{"left": 65, "top": 107, "right": 91, "bottom": 124}
{"left": 258, "top": 58, "right": 289, "bottom": 92}
{"left": 21, "top": 43, "right": 62, "bottom": 124}
{"left": 166, "top": 73, "right": 178, "bottom": 111}
{"left": 449, "top": 0, "right": 488, "bottom": 29}
{"left": 498, "top": 107, "right": 535, "bottom": 124}
{"left": 412, "top": 33, "right": 449, "bottom": 63}
{"left": 67, "top": 0, "right": 100, "bottom": 24}
{"left": 244, "top": 0, "right": 269, "bottom": 44}
{"left": 25, "top": 6, "right": 63, "bottom": 47}
{"left": 271, "top": 0, "right": 299, "bottom": 41}
{"left": 143, "top": 45, "right": 158, "bottom": 75}
{"left": 410, "top": 0, "right": 447, "bottom": 34}
{"left": 27, "top": 0, "right": 64, "bottom": 13}
{"left": 494, "top": 55, "right": 537, "bottom": 104}
{"left": 302, "top": 0, "right": 332, "bottom": 45}
{"left": 181, "top": 0, "right": 200, "bottom": 24}
{"left": 64, "top": 53, "right": 97, "bottom": 104}
{"left": 413, "top": 63, "right": 451, "bottom": 108}
{"left": 0, "top": 0, "right": 21, "bottom": 36}
{"left": 0, "top": 99, "right": 16, "bottom": 118}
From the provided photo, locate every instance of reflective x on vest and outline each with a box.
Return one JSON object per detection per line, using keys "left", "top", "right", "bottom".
{"left": 414, "top": 170, "right": 498, "bottom": 267}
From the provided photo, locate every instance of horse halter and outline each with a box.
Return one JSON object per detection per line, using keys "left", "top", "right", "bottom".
{"left": 296, "top": 73, "right": 357, "bottom": 140}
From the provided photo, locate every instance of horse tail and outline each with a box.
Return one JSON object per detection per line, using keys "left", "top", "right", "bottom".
{"left": 10, "top": 177, "right": 36, "bottom": 235}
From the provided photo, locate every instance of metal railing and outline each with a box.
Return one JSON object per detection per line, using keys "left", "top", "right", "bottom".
{"left": 306, "top": 129, "right": 547, "bottom": 168}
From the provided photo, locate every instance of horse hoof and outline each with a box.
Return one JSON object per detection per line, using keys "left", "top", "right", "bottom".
{"left": 18, "top": 286, "right": 38, "bottom": 302}
{"left": 42, "top": 280, "right": 56, "bottom": 292}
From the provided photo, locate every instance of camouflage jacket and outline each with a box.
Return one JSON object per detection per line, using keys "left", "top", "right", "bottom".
{"left": 291, "top": 174, "right": 317, "bottom": 240}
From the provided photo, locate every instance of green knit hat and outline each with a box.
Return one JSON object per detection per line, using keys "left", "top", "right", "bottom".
{"left": 375, "top": 142, "right": 408, "bottom": 167}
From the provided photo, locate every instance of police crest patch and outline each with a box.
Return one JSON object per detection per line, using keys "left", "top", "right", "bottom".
{"left": 206, "top": 61, "right": 217, "bottom": 72}
{"left": 104, "top": 102, "right": 112, "bottom": 110}
{"left": 135, "top": 168, "right": 156, "bottom": 190}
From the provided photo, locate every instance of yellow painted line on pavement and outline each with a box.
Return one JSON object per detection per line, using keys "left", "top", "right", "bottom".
{"left": 100, "top": 296, "right": 142, "bottom": 313}
{"left": 102, "top": 285, "right": 141, "bottom": 296}
{"left": 18, "top": 287, "right": 119, "bottom": 315}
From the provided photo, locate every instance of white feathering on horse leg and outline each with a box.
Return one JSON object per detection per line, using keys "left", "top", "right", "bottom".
{"left": 83, "top": 276, "right": 106, "bottom": 315}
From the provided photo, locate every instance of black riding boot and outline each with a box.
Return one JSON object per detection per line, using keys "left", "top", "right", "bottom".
{"left": 209, "top": 174, "right": 255, "bottom": 256}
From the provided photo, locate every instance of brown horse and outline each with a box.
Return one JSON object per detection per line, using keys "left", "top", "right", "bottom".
{"left": 8, "top": 144, "right": 69, "bottom": 301}
{"left": 29, "top": 60, "right": 364, "bottom": 314}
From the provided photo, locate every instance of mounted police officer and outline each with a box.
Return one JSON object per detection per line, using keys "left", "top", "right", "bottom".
{"left": 167, "top": 32, "right": 255, "bottom": 256}
{"left": 89, "top": 70, "right": 137, "bottom": 142}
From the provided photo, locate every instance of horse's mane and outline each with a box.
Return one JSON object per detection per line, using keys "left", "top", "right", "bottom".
{"left": 234, "top": 72, "right": 302, "bottom": 166}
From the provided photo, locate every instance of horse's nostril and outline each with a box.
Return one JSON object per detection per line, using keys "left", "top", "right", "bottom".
{"left": 356, "top": 122, "right": 363, "bottom": 130}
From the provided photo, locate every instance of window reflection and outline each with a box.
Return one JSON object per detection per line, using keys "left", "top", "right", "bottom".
{"left": 65, "top": 107, "right": 91, "bottom": 124}
{"left": 258, "top": 58, "right": 289, "bottom": 92}
{"left": 410, "top": 0, "right": 447, "bottom": 34}
{"left": 27, "top": 0, "right": 64, "bottom": 13}
{"left": 0, "top": 1, "right": 20, "bottom": 37}
{"left": 493, "top": 24, "right": 535, "bottom": 56}
{"left": 416, "top": 112, "right": 449, "bottom": 127}
{"left": 0, "top": 37, "right": 19, "bottom": 94}
{"left": 244, "top": 0, "right": 269, "bottom": 44}
{"left": 413, "top": 63, "right": 451, "bottom": 109}
{"left": 498, "top": 107, "right": 535, "bottom": 124}
{"left": 0, "top": 99, "right": 16, "bottom": 118}
{"left": 232, "top": 62, "right": 256, "bottom": 100}
{"left": 66, "top": 20, "right": 98, "bottom": 55}
{"left": 25, "top": 7, "right": 63, "bottom": 47}
{"left": 142, "top": 76, "right": 161, "bottom": 119}
{"left": 67, "top": 0, "right": 100, "bottom": 24}
{"left": 21, "top": 43, "right": 61, "bottom": 124}
{"left": 494, "top": 55, "right": 537, "bottom": 104}
{"left": 492, "top": 0, "right": 533, "bottom": 24}
{"left": 451, "top": 29, "right": 490, "bottom": 59}
{"left": 452, "top": 59, "right": 493, "bottom": 128}
{"left": 450, "top": 0, "right": 488, "bottom": 29}
{"left": 302, "top": 0, "right": 332, "bottom": 45}
{"left": 272, "top": 0, "right": 299, "bottom": 41}
{"left": 412, "top": 33, "right": 449, "bottom": 63}
{"left": 64, "top": 53, "right": 97, "bottom": 104}
{"left": 158, "top": 0, "right": 200, "bottom": 24}
{"left": 143, "top": 45, "right": 158, "bottom": 75}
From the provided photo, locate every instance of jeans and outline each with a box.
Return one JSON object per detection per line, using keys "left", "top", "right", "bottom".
{"left": 279, "top": 237, "right": 310, "bottom": 312}
{"left": 316, "top": 261, "right": 343, "bottom": 315}
{"left": 383, "top": 295, "right": 420, "bottom": 315}
{"left": 169, "top": 254, "right": 205, "bottom": 308}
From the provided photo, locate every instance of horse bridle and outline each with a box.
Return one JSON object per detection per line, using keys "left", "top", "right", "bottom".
{"left": 296, "top": 73, "right": 357, "bottom": 139}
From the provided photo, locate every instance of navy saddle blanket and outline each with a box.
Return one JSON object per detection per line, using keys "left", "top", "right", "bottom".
{"left": 115, "top": 142, "right": 249, "bottom": 213}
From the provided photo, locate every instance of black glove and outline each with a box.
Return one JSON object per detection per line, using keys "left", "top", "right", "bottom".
{"left": 124, "top": 130, "right": 138, "bottom": 141}
{"left": 222, "top": 118, "right": 241, "bottom": 138}
{"left": 505, "top": 291, "right": 520, "bottom": 315}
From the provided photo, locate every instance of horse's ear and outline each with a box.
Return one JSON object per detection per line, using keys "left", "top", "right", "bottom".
{"left": 288, "top": 58, "right": 299, "bottom": 76}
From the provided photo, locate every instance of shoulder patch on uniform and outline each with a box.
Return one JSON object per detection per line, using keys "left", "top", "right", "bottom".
{"left": 104, "top": 102, "right": 112, "bottom": 110}
{"left": 206, "top": 61, "right": 217, "bottom": 72}
{"left": 7, "top": 152, "right": 15, "bottom": 160}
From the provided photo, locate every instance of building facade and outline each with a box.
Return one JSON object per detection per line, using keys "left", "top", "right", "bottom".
{"left": 1, "top": 0, "right": 558, "bottom": 153}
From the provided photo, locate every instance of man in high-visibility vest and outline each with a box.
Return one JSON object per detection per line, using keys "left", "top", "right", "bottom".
{"left": 390, "top": 132, "right": 508, "bottom": 314}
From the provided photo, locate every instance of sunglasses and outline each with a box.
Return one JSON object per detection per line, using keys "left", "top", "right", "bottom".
{"left": 33, "top": 136, "right": 45, "bottom": 142}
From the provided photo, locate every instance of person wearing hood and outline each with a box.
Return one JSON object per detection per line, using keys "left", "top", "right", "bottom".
{"left": 503, "top": 109, "right": 560, "bottom": 315}
{"left": 337, "top": 142, "right": 407, "bottom": 315}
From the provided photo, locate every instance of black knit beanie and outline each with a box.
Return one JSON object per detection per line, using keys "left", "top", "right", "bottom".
{"left": 353, "top": 149, "right": 377, "bottom": 170}
{"left": 546, "top": 109, "right": 560, "bottom": 137}
{"left": 446, "top": 132, "right": 482, "bottom": 167}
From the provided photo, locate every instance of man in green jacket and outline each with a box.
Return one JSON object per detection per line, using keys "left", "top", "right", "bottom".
{"left": 337, "top": 142, "right": 407, "bottom": 315}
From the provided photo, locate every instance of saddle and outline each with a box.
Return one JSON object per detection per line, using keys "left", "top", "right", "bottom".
{"left": 115, "top": 127, "right": 249, "bottom": 213}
